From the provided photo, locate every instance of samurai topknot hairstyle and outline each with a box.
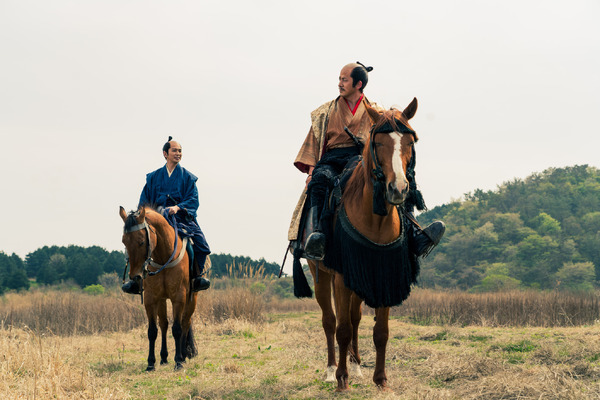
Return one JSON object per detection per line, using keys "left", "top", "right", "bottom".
{"left": 162, "top": 136, "right": 173, "bottom": 154}
{"left": 351, "top": 61, "right": 373, "bottom": 93}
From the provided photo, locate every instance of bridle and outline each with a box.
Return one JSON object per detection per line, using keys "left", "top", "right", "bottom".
{"left": 122, "top": 211, "right": 188, "bottom": 286}
{"left": 369, "top": 117, "right": 418, "bottom": 216}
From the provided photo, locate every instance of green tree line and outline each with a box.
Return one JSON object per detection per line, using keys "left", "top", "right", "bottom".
{"left": 0, "top": 245, "right": 281, "bottom": 292}
{"left": 3, "top": 164, "right": 597, "bottom": 293}
{"left": 417, "top": 165, "right": 600, "bottom": 292}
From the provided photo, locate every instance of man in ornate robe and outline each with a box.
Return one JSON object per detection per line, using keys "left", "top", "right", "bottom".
{"left": 122, "top": 138, "right": 211, "bottom": 294}
{"left": 292, "top": 63, "right": 375, "bottom": 259}
{"left": 290, "top": 62, "right": 444, "bottom": 260}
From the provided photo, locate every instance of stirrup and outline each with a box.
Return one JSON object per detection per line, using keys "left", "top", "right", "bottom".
{"left": 415, "top": 221, "right": 445, "bottom": 257}
{"left": 304, "top": 231, "right": 326, "bottom": 260}
{"left": 192, "top": 277, "right": 210, "bottom": 292}
{"left": 121, "top": 279, "right": 142, "bottom": 295}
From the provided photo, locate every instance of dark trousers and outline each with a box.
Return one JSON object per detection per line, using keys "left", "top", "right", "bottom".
{"left": 173, "top": 214, "right": 210, "bottom": 276}
{"left": 307, "top": 147, "right": 361, "bottom": 220}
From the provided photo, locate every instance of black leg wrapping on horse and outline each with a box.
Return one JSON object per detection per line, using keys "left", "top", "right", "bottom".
{"left": 172, "top": 321, "right": 184, "bottom": 364}
{"left": 147, "top": 321, "right": 158, "bottom": 369}
{"left": 293, "top": 248, "right": 313, "bottom": 298}
{"left": 324, "top": 206, "right": 420, "bottom": 308}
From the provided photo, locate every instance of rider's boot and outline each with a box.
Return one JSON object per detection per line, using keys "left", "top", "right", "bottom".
{"left": 121, "top": 275, "right": 142, "bottom": 294}
{"left": 304, "top": 205, "right": 326, "bottom": 260}
{"left": 410, "top": 220, "right": 446, "bottom": 257}
{"left": 192, "top": 254, "right": 210, "bottom": 292}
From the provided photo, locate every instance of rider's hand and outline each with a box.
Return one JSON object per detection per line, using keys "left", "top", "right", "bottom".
{"left": 167, "top": 205, "right": 180, "bottom": 215}
{"left": 305, "top": 167, "right": 314, "bottom": 189}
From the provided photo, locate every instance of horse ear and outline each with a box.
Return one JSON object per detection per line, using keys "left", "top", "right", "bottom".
{"left": 402, "top": 97, "right": 418, "bottom": 120}
{"left": 138, "top": 207, "right": 146, "bottom": 220}
{"left": 365, "top": 103, "right": 382, "bottom": 123}
{"left": 119, "top": 206, "right": 127, "bottom": 222}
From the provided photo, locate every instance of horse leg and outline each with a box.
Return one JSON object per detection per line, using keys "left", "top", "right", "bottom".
{"left": 158, "top": 300, "right": 169, "bottom": 365}
{"left": 309, "top": 261, "right": 337, "bottom": 382}
{"left": 349, "top": 293, "right": 363, "bottom": 378}
{"left": 171, "top": 300, "right": 186, "bottom": 370}
{"left": 144, "top": 303, "right": 158, "bottom": 372}
{"left": 373, "top": 307, "right": 390, "bottom": 388}
{"left": 181, "top": 292, "right": 198, "bottom": 360}
{"left": 333, "top": 273, "right": 353, "bottom": 391}
{"left": 185, "top": 327, "right": 197, "bottom": 359}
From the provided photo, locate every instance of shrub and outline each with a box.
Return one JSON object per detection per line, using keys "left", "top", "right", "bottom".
{"left": 555, "top": 262, "right": 596, "bottom": 292}
{"left": 83, "top": 284, "right": 105, "bottom": 295}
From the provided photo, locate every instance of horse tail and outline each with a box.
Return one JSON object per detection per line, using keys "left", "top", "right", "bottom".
{"left": 293, "top": 248, "right": 313, "bottom": 298}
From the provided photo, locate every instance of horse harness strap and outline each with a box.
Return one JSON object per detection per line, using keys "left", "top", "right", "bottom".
{"left": 146, "top": 237, "right": 188, "bottom": 271}
{"left": 123, "top": 217, "right": 187, "bottom": 278}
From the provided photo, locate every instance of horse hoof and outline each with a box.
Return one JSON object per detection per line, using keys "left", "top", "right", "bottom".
{"left": 146, "top": 365, "right": 155, "bottom": 372}
{"left": 376, "top": 384, "right": 391, "bottom": 392}
{"left": 335, "top": 377, "right": 350, "bottom": 392}
{"left": 174, "top": 363, "right": 184, "bottom": 371}
{"left": 349, "top": 362, "right": 363, "bottom": 378}
{"left": 160, "top": 360, "right": 168, "bottom": 365}
{"left": 325, "top": 366, "right": 336, "bottom": 382}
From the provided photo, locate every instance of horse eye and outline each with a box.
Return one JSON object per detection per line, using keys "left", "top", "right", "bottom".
{"left": 139, "top": 240, "right": 145, "bottom": 247}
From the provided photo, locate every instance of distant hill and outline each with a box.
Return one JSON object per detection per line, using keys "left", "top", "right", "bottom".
{"left": 416, "top": 165, "right": 600, "bottom": 291}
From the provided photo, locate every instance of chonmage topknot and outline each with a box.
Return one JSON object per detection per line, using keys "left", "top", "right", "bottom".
{"left": 356, "top": 61, "right": 373, "bottom": 72}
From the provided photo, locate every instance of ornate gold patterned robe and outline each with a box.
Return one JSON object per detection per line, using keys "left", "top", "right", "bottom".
{"left": 288, "top": 96, "right": 378, "bottom": 241}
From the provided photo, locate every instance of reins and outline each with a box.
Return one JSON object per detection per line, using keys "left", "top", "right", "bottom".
{"left": 122, "top": 210, "right": 188, "bottom": 301}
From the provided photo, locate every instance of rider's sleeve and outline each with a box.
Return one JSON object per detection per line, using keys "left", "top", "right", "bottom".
{"left": 177, "top": 173, "right": 199, "bottom": 218}
{"left": 294, "top": 126, "right": 320, "bottom": 173}
{"left": 138, "top": 173, "right": 154, "bottom": 208}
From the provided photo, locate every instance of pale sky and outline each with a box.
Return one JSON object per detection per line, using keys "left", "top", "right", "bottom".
{"left": 1, "top": 0, "right": 599, "bottom": 273}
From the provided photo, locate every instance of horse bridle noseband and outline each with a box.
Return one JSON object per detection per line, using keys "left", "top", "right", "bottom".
{"left": 369, "top": 118, "right": 418, "bottom": 216}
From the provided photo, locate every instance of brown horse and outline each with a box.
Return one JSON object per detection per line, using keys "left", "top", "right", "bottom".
{"left": 119, "top": 206, "right": 199, "bottom": 371}
{"left": 307, "top": 98, "right": 421, "bottom": 391}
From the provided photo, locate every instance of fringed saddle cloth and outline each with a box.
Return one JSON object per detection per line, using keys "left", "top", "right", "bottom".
{"left": 324, "top": 204, "right": 419, "bottom": 308}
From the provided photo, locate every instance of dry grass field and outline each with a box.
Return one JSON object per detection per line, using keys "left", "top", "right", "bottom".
{"left": 2, "top": 285, "right": 600, "bottom": 399}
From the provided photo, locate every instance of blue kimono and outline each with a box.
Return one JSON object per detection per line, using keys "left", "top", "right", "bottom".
{"left": 139, "top": 164, "right": 211, "bottom": 260}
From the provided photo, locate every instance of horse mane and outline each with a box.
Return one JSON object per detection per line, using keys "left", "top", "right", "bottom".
{"left": 124, "top": 211, "right": 141, "bottom": 231}
{"left": 342, "top": 142, "right": 373, "bottom": 210}
{"left": 123, "top": 206, "right": 163, "bottom": 230}
{"left": 342, "top": 109, "right": 394, "bottom": 209}
{"left": 372, "top": 108, "right": 418, "bottom": 140}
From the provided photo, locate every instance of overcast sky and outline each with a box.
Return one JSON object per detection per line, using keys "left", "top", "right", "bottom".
{"left": 1, "top": 0, "right": 599, "bottom": 273}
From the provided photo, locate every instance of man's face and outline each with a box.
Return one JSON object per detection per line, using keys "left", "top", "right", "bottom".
{"left": 338, "top": 65, "right": 361, "bottom": 99}
{"left": 163, "top": 141, "right": 182, "bottom": 164}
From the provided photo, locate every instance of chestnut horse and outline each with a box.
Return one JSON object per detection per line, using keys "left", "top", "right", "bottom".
{"left": 119, "top": 206, "right": 199, "bottom": 371}
{"left": 307, "top": 98, "right": 421, "bottom": 391}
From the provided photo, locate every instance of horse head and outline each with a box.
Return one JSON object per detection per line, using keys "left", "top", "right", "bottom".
{"left": 119, "top": 206, "right": 154, "bottom": 284}
{"left": 365, "top": 98, "right": 419, "bottom": 213}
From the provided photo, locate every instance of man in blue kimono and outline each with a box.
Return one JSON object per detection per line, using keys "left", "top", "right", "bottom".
{"left": 122, "top": 137, "right": 211, "bottom": 294}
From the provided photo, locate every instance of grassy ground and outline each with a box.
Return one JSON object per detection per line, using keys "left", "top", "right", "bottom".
{"left": 2, "top": 304, "right": 600, "bottom": 399}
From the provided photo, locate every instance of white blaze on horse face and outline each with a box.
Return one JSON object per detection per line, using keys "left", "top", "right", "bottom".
{"left": 391, "top": 132, "right": 409, "bottom": 192}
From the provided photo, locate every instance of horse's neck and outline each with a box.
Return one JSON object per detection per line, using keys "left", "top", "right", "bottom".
{"left": 147, "top": 213, "right": 177, "bottom": 262}
{"left": 344, "top": 165, "right": 401, "bottom": 244}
